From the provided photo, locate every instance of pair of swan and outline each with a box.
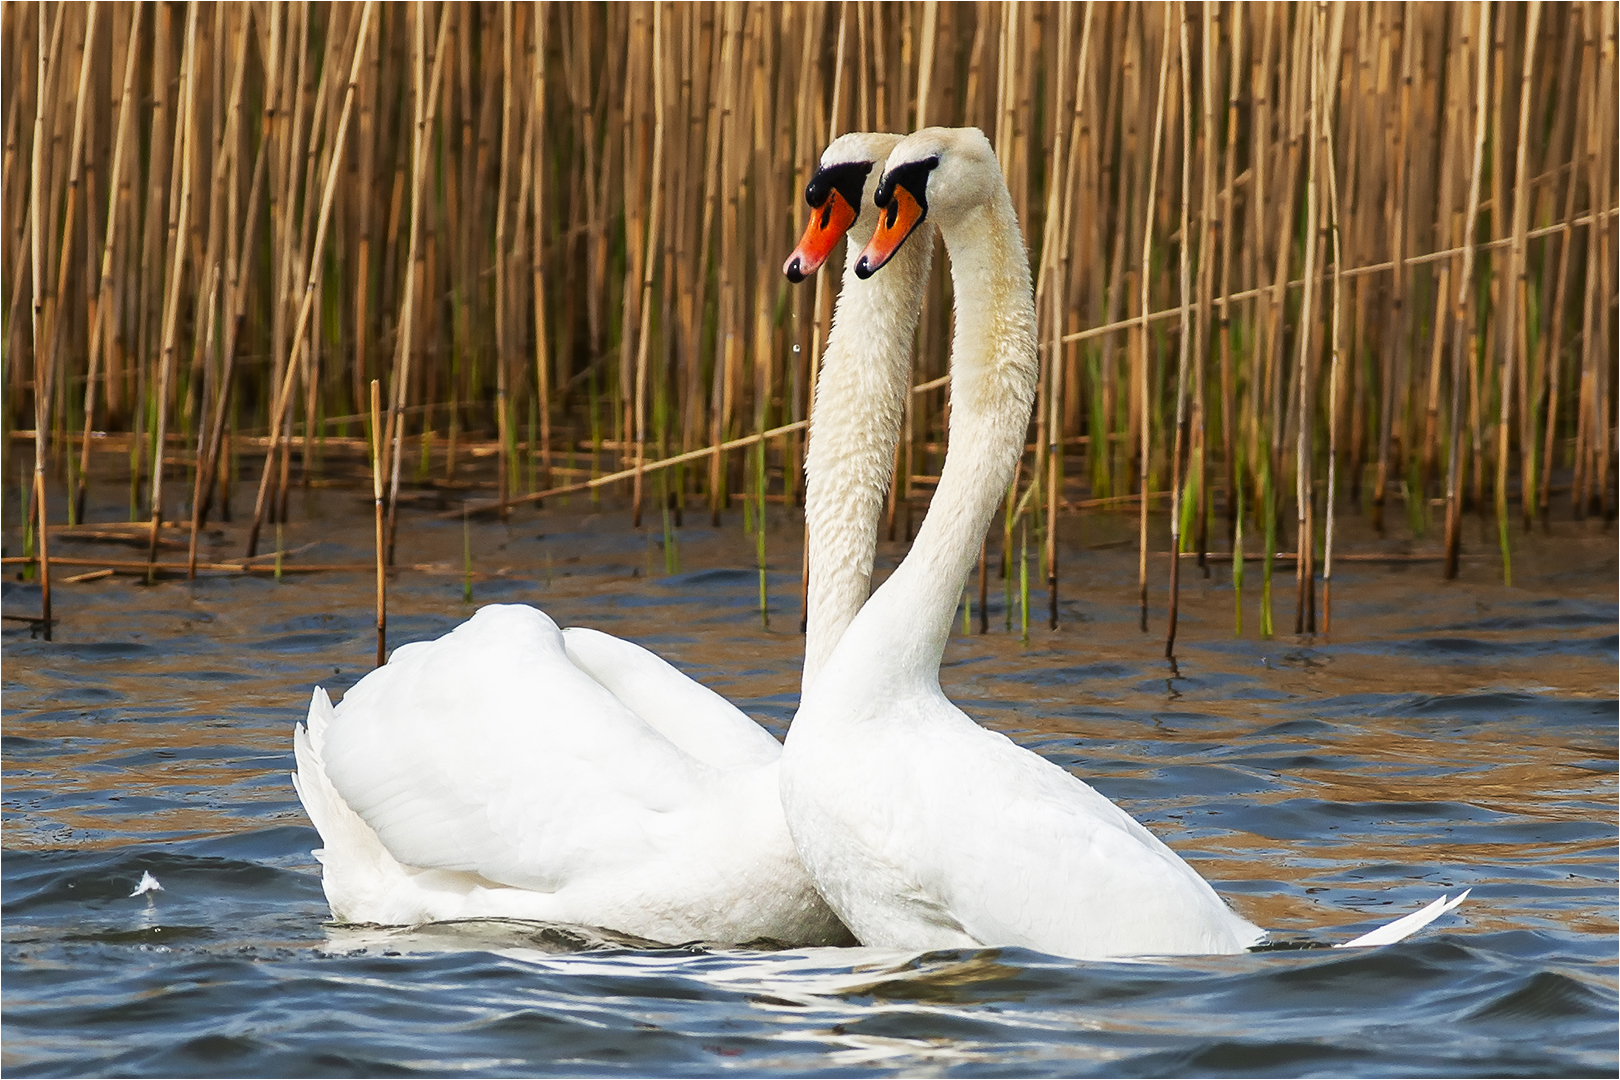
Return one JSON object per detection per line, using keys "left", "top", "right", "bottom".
{"left": 294, "top": 127, "right": 1465, "bottom": 958}
{"left": 292, "top": 131, "right": 929, "bottom": 946}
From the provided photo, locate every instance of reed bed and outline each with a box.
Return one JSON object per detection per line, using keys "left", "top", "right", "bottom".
{"left": 4, "top": 1, "right": 1616, "bottom": 649}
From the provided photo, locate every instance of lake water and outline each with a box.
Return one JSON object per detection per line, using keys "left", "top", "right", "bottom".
{"left": 4, "top": 484, "right": 1616, "bottom": 1077}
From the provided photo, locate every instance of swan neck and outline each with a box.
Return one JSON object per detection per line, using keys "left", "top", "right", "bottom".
{"left": 819, "top": 193, "right": 1035, "bottom": 694}
{"left": 801, "top": 225, "right": 933, "bottom": 692}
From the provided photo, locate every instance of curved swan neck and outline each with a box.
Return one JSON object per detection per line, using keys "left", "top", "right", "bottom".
{"left": 801, "top": 222, "right": 934, "bottom": 692}
{"left": 816, "top": 189, "right": 1036, "bottom": 696}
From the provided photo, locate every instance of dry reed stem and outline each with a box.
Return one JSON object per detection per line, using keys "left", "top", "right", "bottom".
{"left": 1165, "top": 1, "right": 1191, "bottom": 659}
{"left": 371, "top": 378, "right": 385, "bottom": 666}
{"left": 7, "top": 2, "right": 1614, "bottom": 647}
{"left": 1139, "top": 4, "right": 1172, "bottom": 632}
{"left": 1444, "top": 1, "right": 1491, "bottom": 579}
{"left": 245, "top": 2, "right": 374, "bottom": 558}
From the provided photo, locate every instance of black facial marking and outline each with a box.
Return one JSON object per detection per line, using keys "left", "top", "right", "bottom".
{"left": 804, "top": 160, "right": 874, "bottom": 215}
{"left": 872, "top": 155, "right": 940, "bottom": 215}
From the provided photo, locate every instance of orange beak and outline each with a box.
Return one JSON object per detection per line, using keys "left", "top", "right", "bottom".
{"left": 783, "top": 190, "right": 858, "bottom": 283}
{"left": 854, "top": 184, "right": 926, "bottom": 279}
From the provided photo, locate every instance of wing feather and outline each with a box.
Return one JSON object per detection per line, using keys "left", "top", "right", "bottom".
{"left": 321, "top": 605, "right": 711, "bottom": 894}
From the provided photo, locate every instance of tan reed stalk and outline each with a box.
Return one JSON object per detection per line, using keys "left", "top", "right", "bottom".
{"left": 1524, "top": 13, "right": 1577, "bottom": 527}
{"left": 1322, "top": 7, "right": 1346, "bottom": 637}
{"left": 1294, "top": 3, "right": 1322, "bottom": 634}
{"left": 44, "top": 2, "right": 96, "bottom": 505}
{"left": 385, "top": 4, "right": 450, "bottom": 564}
{"left": 1474, "top": 6, "right": 1510, "bottom": 515}
{"left": 188, "top": 6, "right": 253, "bottom": 577}
{"left": 350, "top": 6, "right": 378, "bottom": 420}
{"left": 371, "top": 378, "right": 385, "bottom": 666}
{"left": 1497, "top": 2, "right": 1542, "bottom": 579}
{"left": 1372, "top": 2, "right": 1412, "bottom": 531}
{"left": 617, "top": 7, "right": 645, "bottom": 481}
{"left": 1242, "top": 2, "right": 1271, "bottom": 451}
{"left": 495, "top": 1, "right": 513, "bottom": 516}
{"left": 1582, "top": 2, "right": 1614, "bottom": 519}
{"left": 531, "top": 0, "right": 551, "bottom": 490}
{"left": 1139, "top": 4, "right": 1172, "bottom": 632}
{"left": 296, "top": 7, "right": 356, "bottom": 491}
{"left": 76, "top": 1, "right": 141, "bottom": 522}
{"left": 1344, "top": 2, "right": 1378, "bottom": 508}
{"left": 450, "top": 419, "right": 810, "bottom": 519}
{"left": 631, "top": 1, "right": 666, "bottom": 529}
{"left": 30, "top": 0, "right": 52, "bottom": 639}
{"left": 1422, "top": 36, "right": 1461, "bottom": 507}
{"left": 1190, "top": 1, "right": 1217, "bottom": 569}
{"left": 1166, "top": 1, "right": 1192, "bottom": 659}
{"left": 1444, "top": 1, "right": 1491, "bottom": 579}
{"left": 1268, "top": 8, "right": 1307, "bottom": 503}
{"left": 35, "top": 2, "right": 72, "bottom": 418}
{"left": 245, "top": 1, "right": 376, "bottom": 559}
{"left": 1560, "top": 10, "right": 1597, "bottom": 517}
{"left": 915, "top": 0, "right": 937, "bottom": 128}
{"left": 1047, "top": 0, "right": 1092, "bottom": 631}
{"left": 197, "top": 13, "right": 277, "bottom": 530}
{"left": 707, "top": 3, "right": 742, "bottom": 523}
{"left": 146, "top": 1, "right": 200, "bottom": 581}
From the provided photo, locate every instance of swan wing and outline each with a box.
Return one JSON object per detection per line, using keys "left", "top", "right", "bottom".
{"left": 902, "top": 708, "right": 1264, "bottom": 958}
{"left": 561, "top": 627, "right": 781, "bottom": 770}
{"left": 320, "top": 604, "right": 709, "bottom": 894}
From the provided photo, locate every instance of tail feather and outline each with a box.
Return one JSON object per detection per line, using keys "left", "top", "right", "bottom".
{"left": 293, "top": 687, "right": 417, "bottom": 921}
{"left": 1334, "top": 889, "right": 1470, "bottom": 949}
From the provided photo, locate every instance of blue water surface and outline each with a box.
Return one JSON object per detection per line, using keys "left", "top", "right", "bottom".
{"left": 4, "top": 500, "right": 1615, "bottom": 1078}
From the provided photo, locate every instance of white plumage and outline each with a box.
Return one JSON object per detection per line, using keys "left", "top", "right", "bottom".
{"left": 782, "top": 127, "right": 1463, "bottom": 961}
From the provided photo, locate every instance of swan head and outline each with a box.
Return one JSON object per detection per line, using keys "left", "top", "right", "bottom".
{"left": 855, "top": 127, "right": 1001, "bottom": 279}
{"left": 783, "top": 132, "right": 905, "bottom": 283}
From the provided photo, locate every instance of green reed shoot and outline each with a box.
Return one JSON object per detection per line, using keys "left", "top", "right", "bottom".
{"left": 660, "top": 471, "right": 679, "bottom": 576}
{"left": 1019, "top": 519, "right": 1030, "bottom": 647}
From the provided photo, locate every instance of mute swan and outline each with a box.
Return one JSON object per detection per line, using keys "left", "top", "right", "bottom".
{"left": 290, "top": 133, "right": 930, "bottom": 946}
{"left": 779, "top": 127, "right": 1467, "bottom": 961}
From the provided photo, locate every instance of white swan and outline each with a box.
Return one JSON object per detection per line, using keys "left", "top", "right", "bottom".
{"left": 779, "top": 127, "right": 1468, "bottom": 960}
{"left": 290, "top": 132, "right": 932, "bottom": 946}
